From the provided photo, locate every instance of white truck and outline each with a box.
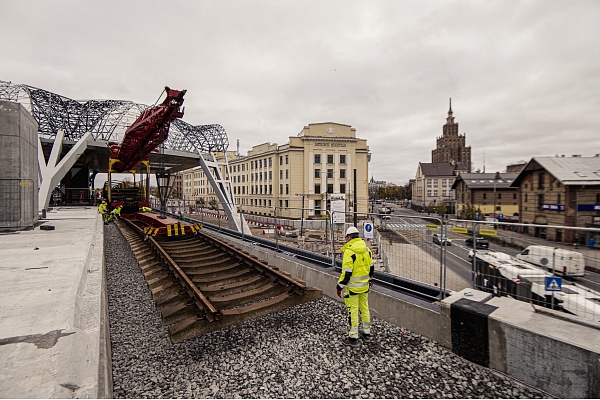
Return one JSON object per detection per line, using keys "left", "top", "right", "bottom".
{"left": 516, "top": 245, "right": 585, "bottom": 277}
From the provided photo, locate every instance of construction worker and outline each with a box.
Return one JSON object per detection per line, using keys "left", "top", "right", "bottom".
{"left": 98, "top": 199, "right": 110, "bottom": 224}
{"left": 111, "top": 205, "right": 123, "bottom": 221}
{"left": 336, "top": 226, "right": 374, "bottom": 348}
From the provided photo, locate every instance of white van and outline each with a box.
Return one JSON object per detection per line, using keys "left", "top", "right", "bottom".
{"left": 516, "top": 245, "right": 585, "bottom": 277}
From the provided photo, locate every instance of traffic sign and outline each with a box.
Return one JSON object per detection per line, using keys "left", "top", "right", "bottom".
{"left": 363, "top": 222, "right": 374, "bottom": 239}
{"left": 452, "top": 227, "right": 468, "bottom": 234}
{"left": 545, "top": 277, "right": 562, "bottom": 292}
{"left": 498, "top": 214, "right": 504, "bottom": 219}
{"left": 480, "top": 229, "right": 497, "bottom": 237}
{"left": 425, "top": 224, "right": 439, "bottom": 231}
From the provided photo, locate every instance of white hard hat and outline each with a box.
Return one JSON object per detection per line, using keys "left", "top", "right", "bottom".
{"left": 345, "top": 226, "right": 360, "bottom": 236}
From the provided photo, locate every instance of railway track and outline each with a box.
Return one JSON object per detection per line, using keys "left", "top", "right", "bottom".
{"left": 115, "top": 219, "right": 322, "bottom": 343}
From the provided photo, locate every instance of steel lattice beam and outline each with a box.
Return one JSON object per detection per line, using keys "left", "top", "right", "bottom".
{"left": 0, "top": 80, "right": 229, "bottom": 153}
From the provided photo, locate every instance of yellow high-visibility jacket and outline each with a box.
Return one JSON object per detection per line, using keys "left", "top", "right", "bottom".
{"left": 337, "top": 238, "right": 374, "bottom": 294}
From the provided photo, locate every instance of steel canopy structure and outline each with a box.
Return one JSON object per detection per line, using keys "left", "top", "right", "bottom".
{"left": 0, "top": 80, "right": 229, "bottom": 154}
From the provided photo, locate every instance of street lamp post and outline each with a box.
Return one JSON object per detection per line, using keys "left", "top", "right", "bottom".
{"left": 494, "top": 172, "right": 500, "bottom": 229}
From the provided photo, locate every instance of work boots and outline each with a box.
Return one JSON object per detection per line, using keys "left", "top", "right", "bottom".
{"left": 360, "top": 332, "right": 372, "bottom": 343}
{"left": 342, "top": 337, "right": 360, "bottom": 348}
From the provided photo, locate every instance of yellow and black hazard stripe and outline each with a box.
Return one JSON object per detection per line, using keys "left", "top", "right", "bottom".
{"left": 143, "top": 227, "right": 159, "bottom": 236}
{"left": 166, "top": 223, "right": 187, "bottom": 237}
{"left": 189, "top": 223, "right": 203, "bottom": 233}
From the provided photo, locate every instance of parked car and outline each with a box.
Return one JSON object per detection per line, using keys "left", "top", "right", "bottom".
{"left": 432, "top": 234, "right": 452, "bottom": 246}
{"left": 465, "top": 237, "right": 489, "bottom": 249}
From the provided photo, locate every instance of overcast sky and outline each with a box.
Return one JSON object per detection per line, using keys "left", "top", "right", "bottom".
{"left": 2, "top": 1, "right": 599, "bottom": 185}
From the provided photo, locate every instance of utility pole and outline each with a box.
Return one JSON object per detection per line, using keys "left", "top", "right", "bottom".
{"left": 295, "top": 193, "right": 312, "bottom": 237}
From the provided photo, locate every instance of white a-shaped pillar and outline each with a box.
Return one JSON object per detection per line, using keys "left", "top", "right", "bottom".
{"left": 38, "top": 130, "right": 92, "bottom": 211}
{"left": 198, "top": 151, "right": 251, "bottom": 234}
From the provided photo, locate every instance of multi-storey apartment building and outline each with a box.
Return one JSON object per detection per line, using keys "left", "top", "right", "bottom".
{"left": 412, "top": 162, "right": 467, "bottom": 213}
{"left": 510, "top": 156, "right": 600, "bottom": 243}
{"left": 181, "top": 123, "right": 370, "bottom": 219}
{"left": 452, "top": 172, "right": 519, "bottom": 218}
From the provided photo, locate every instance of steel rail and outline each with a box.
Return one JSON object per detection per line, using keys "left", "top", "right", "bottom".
{"left": 121, "top": 218, "right": 219, "bottom": 320}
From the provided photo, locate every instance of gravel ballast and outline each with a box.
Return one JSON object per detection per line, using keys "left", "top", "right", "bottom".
{"left": 105, "top": 223, "right": 547, "bottom": 399}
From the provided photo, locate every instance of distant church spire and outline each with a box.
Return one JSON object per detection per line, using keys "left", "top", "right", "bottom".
{"left": 448, "top": 98, "right": 453, "bottom": 115}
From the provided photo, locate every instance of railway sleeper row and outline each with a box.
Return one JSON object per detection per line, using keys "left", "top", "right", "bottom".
{"left": 115, "top": 219, "right": 322, "bottom": 343}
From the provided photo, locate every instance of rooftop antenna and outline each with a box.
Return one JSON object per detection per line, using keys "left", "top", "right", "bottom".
{"left": 237, "top": 139, "right": 240, "bottom": 156}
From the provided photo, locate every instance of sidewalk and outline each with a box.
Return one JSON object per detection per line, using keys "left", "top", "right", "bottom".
{"left": 0, "top": 207, "right": 111, "bottom": 398}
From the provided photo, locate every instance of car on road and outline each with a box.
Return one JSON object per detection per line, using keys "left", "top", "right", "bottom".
{"left": 381, "top": 214, "right": 391, "bottom": 220}
{"left": 432, "top": 234, "right": 452, "bottom": 246}
{"left": 465, "top": 237, "right": 489, "bottom": 249}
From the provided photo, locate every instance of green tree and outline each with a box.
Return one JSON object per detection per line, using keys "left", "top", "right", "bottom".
{"left": 458, "top": 204, "right": 482, "bottom": 220}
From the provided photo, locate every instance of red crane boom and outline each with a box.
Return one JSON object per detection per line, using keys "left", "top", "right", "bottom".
{"left": 109, "top": 87, "right": 186, "bottom": 173}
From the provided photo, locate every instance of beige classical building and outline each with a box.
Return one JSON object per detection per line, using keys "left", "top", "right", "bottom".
{"left": 181, "top": 123, "right": 370, "bottom": 219}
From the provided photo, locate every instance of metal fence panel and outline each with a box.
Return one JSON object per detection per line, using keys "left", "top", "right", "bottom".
{"left": 0, "top": 178, "right": 35, "bottom": 229}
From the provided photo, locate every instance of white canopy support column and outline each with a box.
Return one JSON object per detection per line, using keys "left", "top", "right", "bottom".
{"left": 38, "top": 130, "right": 92, "bottom": 212}
{"left": 198, "top": 151, "right": 250, "bottom": 234}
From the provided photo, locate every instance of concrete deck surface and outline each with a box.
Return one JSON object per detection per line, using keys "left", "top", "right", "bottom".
{"left": 0, "top": 207, "right": 110, "bottom": 398}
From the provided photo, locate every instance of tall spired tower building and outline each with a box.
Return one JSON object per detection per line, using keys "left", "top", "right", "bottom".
{"left": 431, "top": 99, "right": 472, "bottom": 172}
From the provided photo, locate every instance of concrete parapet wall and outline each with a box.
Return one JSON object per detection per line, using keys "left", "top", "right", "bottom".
{"left": 208, "top": 231, "right": 600, "bottom": 398}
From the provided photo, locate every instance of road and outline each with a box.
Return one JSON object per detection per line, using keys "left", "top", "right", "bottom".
{"left": 380, "top": 205, "right": 600, "bottom": 294}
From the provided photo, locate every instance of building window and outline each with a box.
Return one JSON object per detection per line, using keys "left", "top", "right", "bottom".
{"left": 286, "top": 184, "right": 289, "bottom": 194}
{"left": 340, "top": 169, "right": 346, "bottom": 179}
{"left": 340, "top": 184, "right": 346, "bottom": 193}
{"left": 269, "top": 171, "right": 272, "bottom": 180}
{"left": 315, "top": 200, "right": 321, "bottom": 212}
{"left": 513, "top": 193, "right": 517, "bottom": 200}
{"left": 442, "top": 179, "right": 447, "bottom": 187}
{"left": 280, "top": 200, "right": 283, "bottom": 208}
{"left": 498, "top": 193, "right": 502, "bottom": 199}
{"left": 280, "top": 184, "right": 283, "bottom": 194}
{"left": 285, "top": 155, "right": 289, "bottom": 164}
{"left": 538, "top": 194, "right": 544, "bottom": 210}
{"left": 433, "top": 190, "right": 438, "bottom": 197}
{"left": 315, "top": 169, "right": 320, "bottom": 179}
{"left": 340, "top": 154, "right": 346, "bottom": 164}
{"left": 427, "top": 179, "right": 432, "bottom": 188}
{"left": 327, "top": 154, "right": 333, "bottom": 164}
{"left": 327, "top": 169, "right": 333, "bottom": 179}
{"left": 483, "top": 193, "right": 487, "bottom": 199}
{"left": 427, "top": 190, "right": 432, "bottom": 197}
{"left": 442, "top": 190, "right": 446, "bottom": 197}
{"left": 286, "top": 169, "right": 289, "bottom": 179}
{"left": 433, "top": 179, "right": 438, "bottom": 187}
{"left": 315, "top": 183, "right": 321, "bottom": 193}
{"left": 285, "top": 200, "right": 289, "bottom": 208}
{"left": 259, "top": 160, "right": 262, "bottom": 168}
{"left": 315, "top": 154, "right": 321, "bottom": 163}
{"left": 327, "top": 184, "right": 333, "bottom": 194}
{"left": 538, "top": 173, "right": 545, "bottom": 189}
{"left": 280, "top": 156, "right": 283, "bottom": 165}
{"left": 525, "top": 193, "right": 528, "bottom": 202}
{"left": 269, "top": 158, "right": 272, "bottom": 167}
{"left": 557, "top": 193, "right": 561, "bottom": 204}
{"left": 280, "top": 170, "right": 283, "bottom": 179}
